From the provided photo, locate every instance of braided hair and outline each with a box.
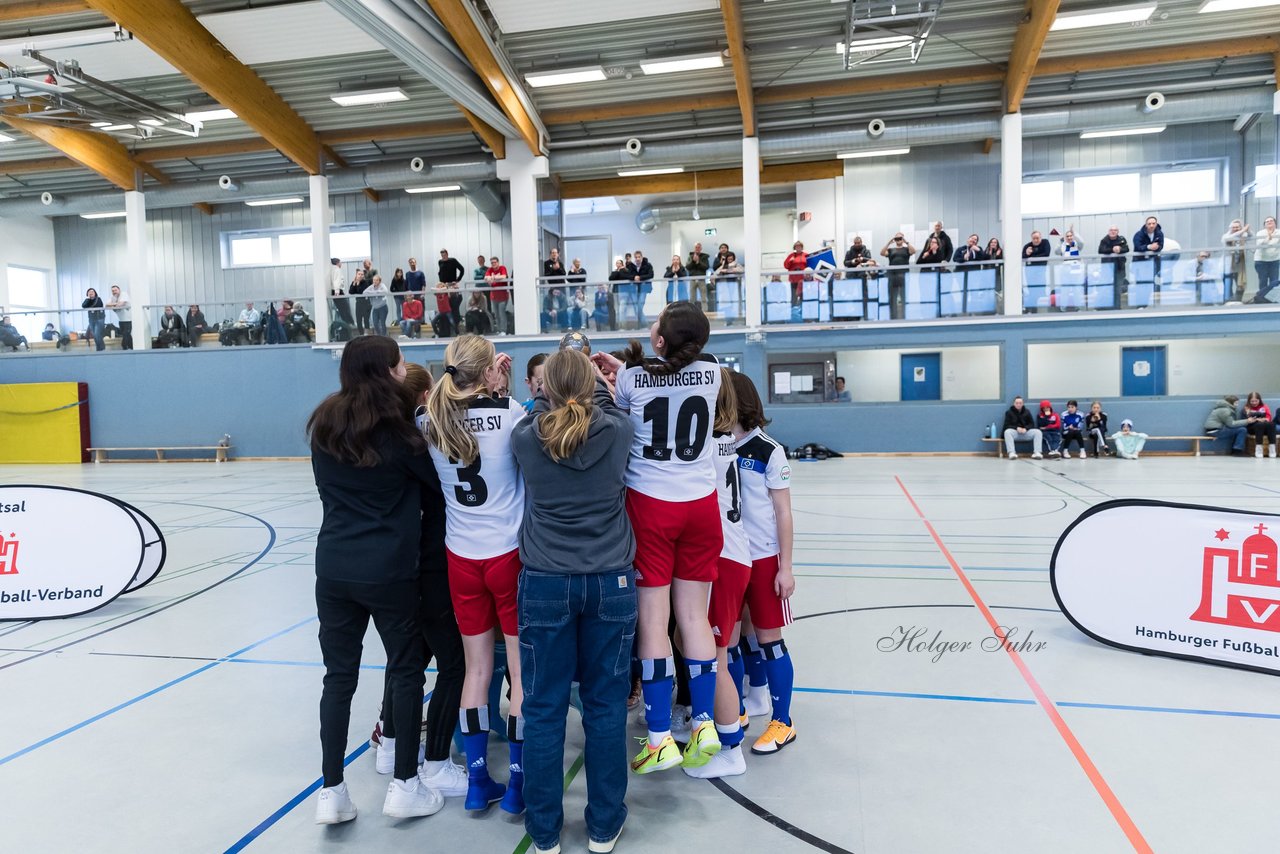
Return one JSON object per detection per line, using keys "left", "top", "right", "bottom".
{"left": 621, "top": 300, "right": 710, "bottom": 376}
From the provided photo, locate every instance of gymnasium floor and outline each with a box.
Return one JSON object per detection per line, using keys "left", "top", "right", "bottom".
{"left": 1, "top": 457, "right": 1277, "bottom": 854}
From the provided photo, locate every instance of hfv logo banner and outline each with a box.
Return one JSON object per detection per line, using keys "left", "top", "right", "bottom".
{"left": 1052, "top": 499, "right": 1280, "bottom": 676}
{"left": 0, "top": 485, "right": 167, "bottom": 621}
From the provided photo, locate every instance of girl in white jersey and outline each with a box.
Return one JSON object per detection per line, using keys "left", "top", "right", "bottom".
{"left": 591, "top": 301, "right": 724, "bottom": 775}
{"left": 424, "top": 335, "right": 528, "bottom": 815}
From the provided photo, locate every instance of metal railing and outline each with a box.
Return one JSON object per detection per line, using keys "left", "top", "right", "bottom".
{"left": 535, "top": 275, "right": 746, "bottom": 333}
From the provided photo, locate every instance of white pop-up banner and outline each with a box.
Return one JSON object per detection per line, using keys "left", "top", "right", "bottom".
{"left": 0, "top": 485, "right": 167, "bottom": 620}
{"left": 1052, "top": 499, "right": 1280, "bottom": 676}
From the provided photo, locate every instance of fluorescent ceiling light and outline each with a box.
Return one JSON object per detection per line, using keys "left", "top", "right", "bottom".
{"left": 404, "top": 185, "right": 462, "bottom": 194}
{"left": 329, "top": 87, "right": 409, "bottom": 107}
{"left": 1199, "top": 0, "right": 1280, "bottom": 10}
{"left": 244, "top": 197, "right": 304, "bottom": 207}
{"left": 100, "top": 124, "right": 134, "bottom": 131}
{"left": 80, "top": 211, "right": 126, "bottom": 219}
{"left": 837, "top": 147, "right": 910, "bottom": 159}
{"left": 525, "top": 66, "right": 607, "bottom": 88}
{"left": 1079, "top": 125, "right": 1166, "bottom": 139}
{"left": 0, "top": 132, "right": 14, "bottom": 143}
{"left": 1050, "top": 2, "right": 1157, "bottom": 31}
{"left": 183, "top": 108, "right": 237, "bottom": 123}
{"left": 639, "top": 54, "right": 724, "bottom": 75}
{"left": 90, "top": 121, "right": 112, "bottom": 128}
{"left": 836, "top": 36, "right": 915, "bottom": 53}
{"left": 617, "top": 167, "right": 684, "bottom": 177}
{"left": 140, "top": 118, "right": 163, "bottom": 127}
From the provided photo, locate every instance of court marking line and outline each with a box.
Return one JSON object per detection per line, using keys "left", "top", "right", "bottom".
{"left": 510, "top": 751, "right": 587, "bottom": 854}
{"left": 895, "top": 475, "right": 1154, "bottom": 854}
{"left": 709, "top": 778, "right": 857, "bottom": 854}
{"left": 0, "top": 615, "right": 317, "bottom": 769}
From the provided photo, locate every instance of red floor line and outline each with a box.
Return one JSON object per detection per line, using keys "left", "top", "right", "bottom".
{"left": 893, "top": 476, "right": 1154, "bottom": 854}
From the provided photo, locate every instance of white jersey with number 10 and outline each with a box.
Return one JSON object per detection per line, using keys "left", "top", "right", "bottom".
{"left": 614, "top": 353, "right": 721, "bottom": 500}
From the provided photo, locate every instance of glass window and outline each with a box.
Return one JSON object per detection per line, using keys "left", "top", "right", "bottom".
{"left": 1074, "top": 173, "right": 1138, "bottom": 214}
{"left": 1021, "top": 181, "right": 1063, "bottom": 215}
{"left": 230, "top": 236, "right": 273, "bottom": 266}
{"left": 1151, "top": 169, "right": 1218, "bottom": 206}
{"left": 1255, "top": 164, "right": 1278, "bottom": 199}
{"left": 6, "top": 265, "right": 48, "bottom": 307}
{"left": 278, "top": 232, "right": 314, "bottom": 265}
{"left": 330, "top": 228, "right": 371, "bottom": 260}
{"left": 221, "top": 224, "right": 371, "bottom": 268}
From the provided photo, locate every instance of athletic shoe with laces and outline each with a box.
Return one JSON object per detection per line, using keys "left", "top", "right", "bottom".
{"left": 630, "top": 735, "right": 682, "bottom": 774}
{"left": 315, "top": 783, "right": 357, "bottom": 825}
{"left": 683, "top": 744, "right": 747, "bottom": 779}
{"left": 680, "top": 719, "right": 722, "bottom": 769}
{"left": 533, "top": 844, "right": 561, "bottom": 854}
{"left": 464, "top": 776, "right": 506, "bottom": 811}
{"left": 369, "top": 721, "right": 383, "bottom": 749}
{"left": 418, "top": 759, "right": 469, "bottom": 797}
{"left": 669, "top": 704, "right": 692, "bottom": 742}
{"left": 743, "top": 684, "right": 771, "bottom": 719}
{"left": 1031, "top": 453, "right": 1044, "bottom": 460}
{"left": 751, "top": 719, "right": 797, "bottom": 755}
{"left": 382, "top": 776, "right": 444, "bottom": 819}
{"left": 588, "top": 817, "right": 625, "bottom": 853}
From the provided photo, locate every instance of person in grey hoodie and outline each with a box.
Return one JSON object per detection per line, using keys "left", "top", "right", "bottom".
{"left": 1204, "top": 394, "right": 1248, "bottom": 455}
{"left": 511, "top": 348, "right": 635, "bottom": 854}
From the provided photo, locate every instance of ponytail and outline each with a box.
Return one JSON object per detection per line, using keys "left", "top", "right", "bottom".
{"left": 538, "top": 349, "right": 596, "bottom": 462}
{"left": 425, "top": 335, "right": 495, "bottom": 465}
{"left": 714, "top": 367, "right": 739, "bottom": 434}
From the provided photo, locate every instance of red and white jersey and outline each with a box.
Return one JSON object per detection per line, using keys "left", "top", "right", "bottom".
{"left": 735, "top": 427, "right": 791, "bottom": 560}
{"left": 714, "top": 431, "right": 752, "bottom": 567}
{"left": 426, "top": 395, "right": 526, "bottom": 560}
{"left": 614, "top": 353, "right": 720, "bottom": 500}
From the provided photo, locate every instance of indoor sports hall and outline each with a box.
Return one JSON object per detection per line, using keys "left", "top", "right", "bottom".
{"left": 2, "top": 1, "right": 1280, "bottom": 852}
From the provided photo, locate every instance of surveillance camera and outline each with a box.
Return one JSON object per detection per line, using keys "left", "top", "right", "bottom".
{"left": 868, "top": 118, "right": 886, "bottom": 138}
{"left": 40, "top": 191, "right": 55, "bottom": 206}
{"left": 410, "top": 157, "right": 426, "bottom": 173}
{"left": 1142, "top": 92, "right": 1165, "bottom": 114}
{"left": 218, "top": 175, "right": 238, "bottom": 191}
{"left": 624, "top": 138, "right": 643, "bottom": 157}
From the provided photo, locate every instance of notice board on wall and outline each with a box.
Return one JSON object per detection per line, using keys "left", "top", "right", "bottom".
{"left": 769, "top": 360, "right": 833, "bottom": 405}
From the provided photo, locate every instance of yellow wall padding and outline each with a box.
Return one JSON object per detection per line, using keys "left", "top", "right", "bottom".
{"left": 0, "top": 382, "right": 90, "bottom": 464}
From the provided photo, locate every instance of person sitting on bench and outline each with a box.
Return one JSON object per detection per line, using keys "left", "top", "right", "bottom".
{"left": 1002, "top": 395, "right": 1043, "bottom": 460}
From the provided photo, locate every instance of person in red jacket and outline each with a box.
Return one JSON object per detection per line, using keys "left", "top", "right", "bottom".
{"left": 783, "top": 241, "right": 807, "bottom": 305}
{"left": 399, "top": 292, "right": 424, "bottom": 338}
{"left": 486, "top": 256, "right": 511, "bottom": 335}
{"left": 1037, "top": 399, "right": 1063, "bottom": 457}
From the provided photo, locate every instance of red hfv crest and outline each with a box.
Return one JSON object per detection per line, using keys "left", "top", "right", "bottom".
{"left": 0, "top": 532, "right": 18, "bottom": 576}
{"left": 1191, "top": 524, "right": 1280, "bottom": 632}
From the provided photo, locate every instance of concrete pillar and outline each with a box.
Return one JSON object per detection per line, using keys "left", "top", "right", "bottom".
{"left": 496, "top": 140, "right": 549, "bottom": 336}
{"left": 310, "top": 175, "right": 332, "bottom": 344}
{"left": 742, "top": 136, "right": 762, "bottom": 328}
{"left": 1000, "top": 112, "right": 1023, "bottom": 316}
{"left": 124, "top": 191, "right": 152, "bottom": 347}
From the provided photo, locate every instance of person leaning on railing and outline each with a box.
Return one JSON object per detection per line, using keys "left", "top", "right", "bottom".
{"left": 664, "top": 254, "right": 688, "bottom": 303}
{"left": 952, "top": 234, "right": 987, "bottom": 265}
{"left": 686, "top": 242, "right": 710, "bottom": 309}
{"left": 1221, "top": 220, "right": 1251, "bottom": 301}
{"left": 916, "top": 236, "right": 947, "bottom": 267}
{"left": 1252, "top": 216, "right": 1280, "bottom": 304}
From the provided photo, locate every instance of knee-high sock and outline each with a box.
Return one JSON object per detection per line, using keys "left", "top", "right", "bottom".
{"left": 507, "top": 714, "right": 524, "bottom": 775}
{"left": 461, "top": 706, "right": 492, "bottom": 781}
{"left": 685, "top": 657, "right": 717, "bottom": 722}
{"left": 726, "top": 645, "right": 746, "bottom": 716}
{"left": 760, "top": 640, "right": 794, "bottom": 726}
{"left": 742, "top": 634, "right": 768, "bottom": 688}
{"left": 716, "top": 720, "right": 744, "bottom": 750}
{"left": 640, "top": 656, "right": 675, "bottom": 745}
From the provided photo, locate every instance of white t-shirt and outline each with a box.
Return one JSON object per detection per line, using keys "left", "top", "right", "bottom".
{"left": 426, "top": 395, "right": 525, "bottom": 560}
{"left": 735, "top": 427, "right": 791, "bottom": 560}
{"left": 714, "top": 431, "right": 751, "bottom": 567}
{"left": 614, "top": 353, "right": 720, "bottom": 500}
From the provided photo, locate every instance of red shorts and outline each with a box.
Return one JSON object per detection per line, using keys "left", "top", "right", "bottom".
{"left": 447, "top": 547, "right": 521, "bottom": 636}
{"left": 744, "top": 555, "right": 793, "bottom": 631}
{"left": 625, "top": 489, "right": 722, "bottom": 588}
{"left": 709, "top": 558, "right": 751, "bottom": 648}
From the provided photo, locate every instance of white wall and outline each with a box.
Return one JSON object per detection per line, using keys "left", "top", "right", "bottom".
{"left": 796, "top": 178, "right": 839, "bottom": 253}
{"left": 565, "top": 207, "right": 793, "bottom": 268}
{"left": 837, "top": 345, "right": 1001, "bottom": 402}
{"left": 1027, "top": 341, "right": 1122, "bottom": 399}
{"left": 0, "top": 215, "right": 58, "bottom": 309}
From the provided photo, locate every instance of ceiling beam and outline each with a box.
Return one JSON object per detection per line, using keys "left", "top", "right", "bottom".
{"left": 757, "top": 66, "right": 1005, "bottom": 105}
{"left": 423, "top": 0, "right": 543, "bottom": 153}
{"left": 194, "top": 202, "right": 213, "bottom": 215}
{"left": 558, "top": 160, "right": 842, "bottom": 199}
{"left": 2, "top": 113, "right": 143, "bottom": 190}
{"left": 83, "top": 0, "right": 327, "bottom": 174}
{"left": 363, "top": 188, "right": 381, "bottom": 204}
{"left": 1034, "top": 34, "right": 1280, "bottom": 76}
{"left": 0, "top": 156, "right": 78, "bottom": 175}
{"left": 545, "top": 92, "right": 740, "bottom": 126}
{"left": 459, "top": 106, "right": 506, "bottom": 160}
{"left": 720, "top": 0, "right": 755, "bottom": 137}
{"left": 0, "top": 0, "right": 88, "bottom": 22}
{"left": 318, "top": 120, "right": 472, "bottom": 145}
{"left": 1005, "top": 0, "right": 1060, "bottom": 113}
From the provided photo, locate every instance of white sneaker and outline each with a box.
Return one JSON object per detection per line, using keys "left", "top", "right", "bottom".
{"left": 533, "top": 845, "right": 561, "bottom": 854}
{"left": 376, "top": 736, "right": 396, "bottom": 774}
{"left": 1271, "top": 447, "right": 1277, "bottom": 458}
{"left": 418, "top": 759, "right": 469, "bottom": 797}
{"left": 670, "top": 704, "right": 692, "bottom": 742}
{"left": 315, "top": 783, "right": 357, "bottom": 825}
{"left": 1031, "top": 453, "right": 1044, "bottom": 460}
{"left": 743, "top": 685, "right": 771, "bottom": 718}
{"left": 1257, "top": 447, "right": 1264, "bottom": 458}
{"left": 588, "top": 817, "right": 625, "bottom": 853}
{"left": 682, "top": 744, "right": 747, "bottom": 779}
{"left": 1008, "top": 453, "right": 1018, "bottom": 460}
{"left": 382, "top": 776, "right": 444, "bottom": 819}
{"left": 1079, "top": 450, "right": 1087, "bottom": 459}
{"left": 1049, "top": 449, "right": 1060, "bottom": 457}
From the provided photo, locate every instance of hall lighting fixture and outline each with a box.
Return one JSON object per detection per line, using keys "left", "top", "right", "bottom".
{"left": 1198, "top": 0, "right": 1280, "bottom": 10}
{"left": 1050, "top": 2, "right": 1157, "bottom": 31}
{"left": 0, "top": 132, "right": 14, "bottom": 142}
{"left": 524, "top": 66, "right": 607, "bottom": 88}
{"left": 404, "top": 185, "right": 461, "bottom": 193}
{"left": 837, "top": 147, "right": 910, "bottom": 159}
{"left": 836, "top": 35, "right": 915, "bottom": 53}
{"left": 140, "top": 119, "right": 163, "bottom": 127}
{"left": 329, "top": 87, "right": 409, "bottom": 107}
{"left": 90, "top": 121, "right": 112, "bottom": 128}
{"left": 244, "top": 197, "right": 304, "bottom": 207}
{"left": 616, "top": 167, "right": 685, "bottom": 177}
{"left": 0, "top": 26, "right": 127, "bottom": 54}
{"left": 639, "top": 54, "right": 724, "bottom": 75}
{"left": 100, "top": 124, "right": 134, "bottom": 131}
{"left": 182, "top": 108, "right": 237, "bottom": 123}
{"left": 1079, "top": 125, "right": 1166, "bottom": 139}
{"left": 80, "top": 211, "right": 126, "bottom": 219}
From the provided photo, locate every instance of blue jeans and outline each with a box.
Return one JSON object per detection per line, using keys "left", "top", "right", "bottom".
{"left": 87, "top": 317, "right": 105, "bottom": 351}
{"left": 1210, "top": 425, "right": 1247, "bottom": 452}
{"left": 519, "top": 567, "right": 635, "bottom": 851}
{"left": 371, "top": 305, "right": 388, "bottom": 336}
{"left": 665, "top": 280, "right": 688, "bottom": 303}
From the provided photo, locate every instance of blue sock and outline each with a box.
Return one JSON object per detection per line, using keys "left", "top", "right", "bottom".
{"left": 640, "top": 656, "right": 675, "bottom": 743}
{"left": 716, "top": 721, "right": 744, "bottom": 749}
{"left": 461, "top": 707, "right": 491, "bottom": 781}
{"left": 684, "top": 657, "right": 717, "bottom": 722}
{"left": 726, "top": 645, "right": 746, "bottom": 716}
{"left": 742, "top": 634, "right": 768, "bottom": 688}
{"left": 761, "top": 640, "right": 794, "bottom": 726}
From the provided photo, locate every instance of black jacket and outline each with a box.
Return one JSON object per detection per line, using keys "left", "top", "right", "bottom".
{"left": 82, "top": 296, "right": 104, "bottom": 317}
{"left": 931, "top": 230, "right": 954, "bottom": 261}
{"left": 1022, "top": 241, "right": 1050, "bottom": 265}
{"left": 1098, "top": 234, "right": 1129, "bottom": 259}
{"left": 953, "top": 245, "right": 988, "bottom": 264}
{"left": 627, "top": 258, "right": 654, "bottom": 281}
{"left": 543, "top": 258, "right": 567, "bottom": 282}
{"left": 437, "top": 257, "right": 465, "bottom": 284}
{"left": 1002, "top": 406, "right": 1035, "bottom": 431}
{"left": 389, "top": 275, "right": 408, "bottom": 294}
{"left": 844, "top": 245, "right": 871, "bottom": 267}
{"left": 160, "top": 313, "right": 185, "bottom": 333}
{"left": 685, "top": 252, "right": 710, "bottom": 276}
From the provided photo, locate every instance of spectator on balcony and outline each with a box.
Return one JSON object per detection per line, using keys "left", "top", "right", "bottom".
{"left": 881, "top": 233, "right": 915, "bottom": 320}
{"left": 592, "top": 283, "right": 611, "bottom": 331}
{"left": 543, "top": 247, "right": 567, "bottom": 285}
{"left": 437, "top": 249, "right": 465, "bottom": 331}
{"left": 1204, "top": 394, "right": 1248, "bottom": 455}
{"left": 567, "top": 258, "right": 588, "bottom": 287}
{"left": 399, "top": 292, "right": 424, "bottom": 339}
{"left": 406, "top": 256, "right": 427, "bottom": 299}
{"left": 784, "top": 241, "right": 807, "bottom": 304}
{"left": 1221, "top": 220, "right": 1251, "bottom": 301}
{"left": 285, "top": 302, "right": 314, "bottom": 344}
{"left": 186, "top": 304, "right": 209, "bottom": 346}
{"left": 664, "top": 254, "right": 688, "bottom": 303}
{"left": 985, "top": 238, "right": 1004, "bottom": 263}
{"left": 626, "top": 249, "right": 654, "bottom": 328}
{"left": 349, "top": 269, "right": 370, "bottom": 334}
{"left": 541, "top": 286, "right": 569, "bottom": 333}
{"left": 1098, "top": 225, "right": 1129, "bottom": 282}
{"left": 1002, "top": 396, "right": 1043, "bottom": 460}
{"left": 1253, "top": 216, "right": 1280, "bottom": 304}
{"left": 465, "top": 291, "right": 493, "bottom": 335}
{"left": 1134, "top": 216, "right": 1164, "bottom": 282}
{"left": 474, "top": 254, "right": 488, "bottom": 283}
{"left": 0, "top": 315, "right": 28, "bottom": 351}
{"left": 1022, "top": 231, "right": 1050, "bottom": 266}
{"left": 82, "top": 288, "right": 105, "bottom": 351}
{"left": 916, "top": 236, "right": 946, "bottom": 268}
{"left": 486, "top": 256, "right": 511, "bottom": 335}
{"left": 330, "top": 262, "right": 354, "bottom": 326}
{"left": 361, "top": 258, "right": 377, "bottom": 285}
{"left": 106, "top": 285, "right": 133, "bottom": 350}
{"left": 389, "top": 267, "right": 408, "bottom": 320}
{"left": 41, "top": 322, "right": 57, "bottom": 342}
{"left": 155, "top": 306, "right": 185, "bottom": 348}
{"left": 431, "top": 282, "right": 454, "bottom": 338}
{"left": 953, "top": 234, "right": 987, "bottom": 265}
{"left": 714, "top": 251, "right": 745, "bottom": 323}
{"left": 570, "top": 286, "right": 589, "bottom": 330}
{"left": 712, "top": 243, "right": 732, "bottom": 272}
{"left": 686, "top": 242, "right": 710, "bottom": 308}
{"left": 608, "top": 259, "right": 630, "bottom": 331}
{"left": 929, "top": 221, "right": 953, "bottom": 262}
{"left": 366, "top": 275, "right": 391, "bottom": 336}
{"left": 1055, "top": 229, "right": 1083, "bottom": 258}
{"left": 844, "top": 236, "right": 872, "bottom": 271}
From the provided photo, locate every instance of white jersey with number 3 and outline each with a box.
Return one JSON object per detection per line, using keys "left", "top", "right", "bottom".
{"left": 614, "top": 353, "right": 720, "bottom": 500}
{"left": 426, "top": 395, "right": 526, "bottom": 560}
{"left": 715, "top": 431, "right": 752, "bottom": 566}
{"left": 735, "top": 427, "right": 791, "bottom": 560}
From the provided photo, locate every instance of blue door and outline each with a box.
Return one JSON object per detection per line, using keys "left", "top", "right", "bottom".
{"left": 901, "top": 353, "right": 942, "bottom": 401}
{"left": 1121, "top": 346, "right": 1166, "bottom": 397}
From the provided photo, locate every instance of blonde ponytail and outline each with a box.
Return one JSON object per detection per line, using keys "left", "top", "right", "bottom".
{"left": 425, "top": 335, "right": 496, "bottom": 465}
{"left": 538, "top": 349, "right": 596, "bottom": 462}
{"left": 714, "top": 367, "right": 738, "bottom": 434}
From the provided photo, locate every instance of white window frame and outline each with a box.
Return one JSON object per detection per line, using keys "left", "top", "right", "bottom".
{"left": 1019, "top": 158, "right": 1227, "bottom": 217}
{"left": 220, "top": 222, "right": 372, "bottom": 270}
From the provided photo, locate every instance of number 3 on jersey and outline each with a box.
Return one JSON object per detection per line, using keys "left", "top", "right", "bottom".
{"left": 642, "top": 396, "right": 710, "bottom": 461}
{"left": 451, "top": 457, "right": 488, "bottom": 506}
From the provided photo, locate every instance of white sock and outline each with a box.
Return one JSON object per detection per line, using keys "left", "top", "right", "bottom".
{"left": 648, "top": 730, "right": 671, "bottom": 748}
{"left": 421, "top": 759, "right": 448, "bottom": 775}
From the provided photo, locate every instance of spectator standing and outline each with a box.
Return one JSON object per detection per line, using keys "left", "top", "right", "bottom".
{"left": 543, "top": 247, "right": 567, "bottom": 285}
{"left": 881, "top": 233, "right": 915, "bottom": 320}
{"left": 367, "top": 275, "right": 392, "bottom": 336}
{"left": 400, "top": 292, "right": 424, "bottom": 338}
{"left": 626, "top": 250, "right": 654, "bottom": 329}
{"left": 844, "top": 236, "right": 872, "bottom": 270}
{"left": 437, "top": 249, "right": 466, "bottom": 331}
{"left": 1022, "top": 231, "right": 1050, "bottom": 266}
{"left": 1243, "top": 392, "right": 1277, "bottom": 458}
{"left": 1221, "top": 220, "right": 1251, "bottom": 301}
{"left": 1204, "top": 394, "right": 1248, "bottom": 455}
{"left": 783, "top": 241, "right": 807, "bottom": 305}
{"left": 349, "top": 269, "right": 370, "bottom": 335}
{"left": 916, "top": 236, "right": 946, "bottom": 267}
{"left": 953, "top": 234, "right": 987, "bottom": 265}
{"left": 834, "top": 377, "right": 851, "bottom": 403}
{"left": 389, "top": 267, "right": 408, "bottom": 320}
{"left": 156, "top": 305, "right": 185, "bottom": 348}
{"left": 686, "top": 243, "right": 710, "bottom": 308}
{"left": 106, "top": 284, "right": 132, "bottom": 350}
{"left": 82, "top": 288, "right": 105, "bottom": 350}
{"left": 186, "top": 304, "right": 208, "bottom": 347}
{"left": 567, "top": 258, "right": 587, "bottom": 287}
{"left": 361, "top": 258, "right": 377, "bottom": 285}
{"left": 328, "top": 256, "right": 345, "bottom": 294}
{"left": 1098, "top": 225, "right": 1130, "bottom": 297}
{"left": 486, "top": 256, "right": 511, "bottom": 335}
{"left": 664, "top": 254, "right": 688, "bottom": 303}
{"left": 1002, "top": 396, "right": 1043, "bottom": 459}
{"left": 712, "top": 243, "right": 732, "bottom": 272}
{"left": 1253, "top": 216, "right": 1280, "bottom": 303}
{"left": 713, "top": 252, "right": 744, "bottom": 320}
{"left": 330, "top": 258, "right": 354, "bottom": 326}
{"left": 929, "top": 221, "right": 953, "bottom": 262}
{"left": 1134, "top": 216, "right": 1164, "bottom": 283}
{"left": 406, "top": 257, "right": 427, "bottom": 301}
{"left": 1055, "top": 230, "right": 1083, "bottom": 258}
{"left": 474, "top": 255, "right": 488, "bottom": 286}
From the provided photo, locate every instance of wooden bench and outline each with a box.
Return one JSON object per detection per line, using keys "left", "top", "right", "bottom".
{"left": 983, "top": 435, "right": 1208, "bottom": 457}
{"left": 88, "top": 445, "right": 233, "bottom": 463}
